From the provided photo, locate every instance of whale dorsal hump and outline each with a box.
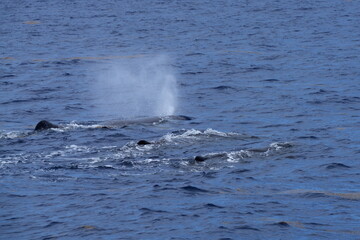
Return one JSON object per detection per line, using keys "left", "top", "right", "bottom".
{"left": 35, "top": 120, "right": 59, "bottom": 131}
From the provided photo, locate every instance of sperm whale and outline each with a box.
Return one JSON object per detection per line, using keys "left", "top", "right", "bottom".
{"left": 35, "top": 120, "right": 59, "bottom": 131}
{"left": 34, "top": 115, "right": 193, "bottom": 131}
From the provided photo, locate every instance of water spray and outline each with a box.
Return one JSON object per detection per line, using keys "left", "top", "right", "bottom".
{"left": 92, "top": 55, "right": 178, "bottom": 119}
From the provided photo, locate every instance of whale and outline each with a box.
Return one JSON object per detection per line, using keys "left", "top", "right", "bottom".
{"left": 35, "top": 120, "right": 59, "bottom": 131}
{"left": 193, "top": 143, "right": 293, "bottom": 162}
{"left": 34, "top": 115, "right": 193, "bottom": 131}
{"left": 194, "top": 153, "right": 227, "bottom": 162}
{"left": 137, "top": 140, "right": 152, "bottom": 146}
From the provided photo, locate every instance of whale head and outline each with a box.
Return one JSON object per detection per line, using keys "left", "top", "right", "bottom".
{"left": 35, "top": 120, "right": 59, "bottom": 131}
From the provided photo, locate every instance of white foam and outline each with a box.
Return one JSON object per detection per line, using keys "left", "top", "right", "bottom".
{"left": 0, "top": 131, "right": 25, "bottom": 139}
{"left": 138, "top": 158, "right": 164, "bottom": 164}
{"left": 44, "top": 150, "right": 65, "bottom": 158}
{"left": 0, "top": 154, "right": 26, "bottom": 168}
{"left": 162, "top": 128, "right": 239, "bottom": 143}
{"left": 269, "top": 142, "right": 293, "bottom": 150}
{"left": 87, "top": 157, "right": 103, "bottom": 164}
{"left": 114, "top": 144, "right": 146, "bottom": 159}
{"left": 227, "top": 150, "right": 252, "bottom": 162}
{"left": 203, "top": 128, "right": 239, "bottom": 137}
{"left": 63, "top": 122, "right": 104, "bottom": 130}
{"left": 65, "top": 145, "right": 90, "bottom": 152}
{"left": 42, "top": 145, "right": 91, "bottom": 159}
{"left": 101, "top": 146, "right": 118, "bottom": 149}
{"left": 0, "top": 159, "right": 16, "bottom": 168}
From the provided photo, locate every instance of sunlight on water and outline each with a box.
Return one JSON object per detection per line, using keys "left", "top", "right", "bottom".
{"left": 92, "top": 55, "right": 177, "bottom": 119}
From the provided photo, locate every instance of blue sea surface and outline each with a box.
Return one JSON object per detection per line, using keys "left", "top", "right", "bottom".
{"left": 1, "top": 0, "right": 360, "bottom": 239}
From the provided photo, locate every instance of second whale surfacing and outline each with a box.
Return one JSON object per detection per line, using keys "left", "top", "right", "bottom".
{"left": 34, "top": 115, "right": 193, "bottom": 131}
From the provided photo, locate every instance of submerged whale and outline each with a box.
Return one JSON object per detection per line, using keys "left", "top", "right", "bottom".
{"left": 194, "top": 142, "right": 294, "bottom": 162}
{"left": 34, "top": 115, "right": 193, "bottom": 131}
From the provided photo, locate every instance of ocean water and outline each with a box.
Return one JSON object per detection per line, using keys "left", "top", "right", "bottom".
{"left": 1, "top": 0, "right": 360, "bottom": 239}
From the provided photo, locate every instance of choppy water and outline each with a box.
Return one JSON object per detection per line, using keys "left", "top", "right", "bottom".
{"left": 1, "top": 0, "right": 360, "bottom": 239}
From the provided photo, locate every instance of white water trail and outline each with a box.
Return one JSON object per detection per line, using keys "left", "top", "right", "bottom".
{"left": 92, "top": 55, "right": 177, "bottom": 119}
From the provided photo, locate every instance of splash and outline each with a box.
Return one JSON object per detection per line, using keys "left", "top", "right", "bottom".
{"left": 92, "top": 55, "right": 177, "bottom": 119}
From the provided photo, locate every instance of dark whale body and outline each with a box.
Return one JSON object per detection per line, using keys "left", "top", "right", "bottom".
{"left": 34, "top": 115, "right": 193, "bottom": 131}
{"left": 35, "top": 120, "right": 59, "bottom": 131}
{"left": 194, "top": 156, "right": 207, "bottom": 162}
{"left": 137, "top": 140, "right": 152, "bottom": 146}
{"left": 194, "top": 153, "right": 227, "bottom": 162}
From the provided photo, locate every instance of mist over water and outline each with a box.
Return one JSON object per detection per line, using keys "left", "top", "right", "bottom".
{"left": 93, "top": 55, "right": 177, "bottom": 119}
